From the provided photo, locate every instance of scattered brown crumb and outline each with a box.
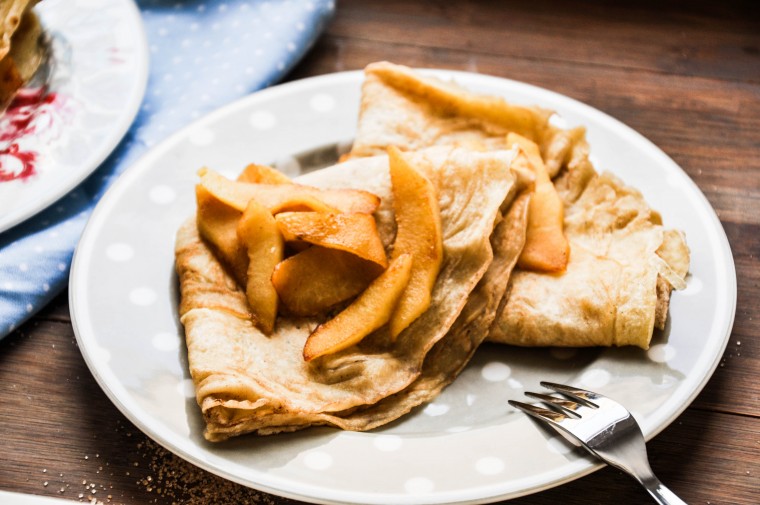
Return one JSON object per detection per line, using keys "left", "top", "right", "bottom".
{"left": 37, "top": 417, "right": 291, "bottom": 504}
{"left": 134, "top": 437, "right": 283, "bottom": 504}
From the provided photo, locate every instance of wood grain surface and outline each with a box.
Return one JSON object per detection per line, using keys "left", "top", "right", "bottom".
{"left": 1, "top": 1, "right": 758, "bottom": 504}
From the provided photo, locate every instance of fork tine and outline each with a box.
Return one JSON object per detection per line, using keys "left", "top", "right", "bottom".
{"left": 540, "top": 381, "right": 600, "bottom": 407}
{"left": 508, "top": 399, "right": 569, "bottom": 423}
{"left": 525, "top": 392, "right": 582, "bottom": 417}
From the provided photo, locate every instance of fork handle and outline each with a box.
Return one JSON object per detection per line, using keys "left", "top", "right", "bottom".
{"left": 640, "top": 476, "right": 688, "bottom": 505}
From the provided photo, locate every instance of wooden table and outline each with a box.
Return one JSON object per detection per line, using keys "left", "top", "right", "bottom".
{"left": 2, "top": 1, "right": 758, "bottom": 503}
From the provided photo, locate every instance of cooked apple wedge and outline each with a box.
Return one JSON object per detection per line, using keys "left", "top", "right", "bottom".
{"left": 199, "top": 168, "right": 380, "bottom": 214}
{"left": 303, "top": 253, "right": 413, "bottom": 361}
{"left": 275, "top": 212, "right": 388, "bottom": 269}
{"left": 195, "top": 184, "right": 248, "bottom": 286}
{"left": 201, "top": 167, "right": 336, "bottom": 213}
{"left": 236, "top": 163, "right": 292, "bottom": 185}
{"left": 386, "top": 146, "right": 443, "bottom": 339}
{"left": 272, "top": 246, "right": 384, "bottom": 316}
{"left": 508, "top": 133, "right": 570, "bottom": 273}
{"left": 237, "top": 199, "right": 283, "bottom": 334}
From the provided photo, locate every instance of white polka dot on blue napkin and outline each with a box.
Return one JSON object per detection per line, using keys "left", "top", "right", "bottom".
{"left": 0, "top": 0, "right": 335, "bottom": 339}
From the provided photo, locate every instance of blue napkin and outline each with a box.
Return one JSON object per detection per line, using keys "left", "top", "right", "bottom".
{"left": 0, "top": 0, "right": 335, "bottom": 339}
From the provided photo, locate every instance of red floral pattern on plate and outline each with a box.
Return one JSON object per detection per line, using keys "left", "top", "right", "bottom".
{"left": 0, "top": 88, "right": 65, "bottom": 182}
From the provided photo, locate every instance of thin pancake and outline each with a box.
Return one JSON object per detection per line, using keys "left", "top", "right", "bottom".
{"left": 491, "top": 172, "right": 689, "bottom": 348}
{"left": 0, "top": 0, "right": 44, "bottom": 110}
{"left": 0, "top": 0, "right": 35, "bottom": 60}
{"left": 335, "top": 192, "right": 529, "bottom": 429}
{"left": 348, "top": 61, "right": 578, "bottom": 178}
{"left": 348, "top": 61, "right": 689, "bottom": 349}
{"left": 176, "top": 146, "right": 526, "bottom": 440}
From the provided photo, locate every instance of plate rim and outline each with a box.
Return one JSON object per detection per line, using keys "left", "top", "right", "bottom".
{"left": 70, "top": 68, "right": 737, "bottom": 505}
{"left": 0, "top": 0, "right": 149, "bottom": 233}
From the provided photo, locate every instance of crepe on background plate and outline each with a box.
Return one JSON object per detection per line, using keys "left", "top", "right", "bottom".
{"left": 175, "top": 146, "right": 529, "bottom": 440}
{"left": 349, "top": 61, "right": 690, "bottom": 349}
{"left": 0, "top": 0, "right": 45, "bottom": 110}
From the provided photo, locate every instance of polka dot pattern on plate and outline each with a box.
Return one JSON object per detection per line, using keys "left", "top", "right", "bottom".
{"left": 579, "top": 368, "right": 611, "bottom": 389}
{"left": 106, "top": 243, "right": 135, "bottom": 262}
{"left": 129, "top": 287, "right": 158, "bottom": 306}
{"left": 507, "top": 377, "right": 523, "bottom": 389}
{"left": 149, "top": 185, "right": 177, "bottom": 205}
{"left": 372, "top": 435, "right": 403, "bottom": 452}
{"left": 309, "top": 93, "right": 336, "bottom": 112}
{"left": 404, "top": 476, "right": 434, "bottom": 494}
{"left": 681, "top": 275, "right": 702, "bottom": 295}
{"left": 177, "top": 379, "right": 196, "bottom": 398}
{"left": 249, "top": 110, "right": 277, "bottom": 130}
{"left": 648, "top": 343, "right": 677, "bottom": 363}
{"left": 423, "top": 402, "right": 450, "bottom": 417}
{"left": 218, "top": 169, "right": 239, "bottom": 180}
{"left": 481, "top": 361, "right": 511, "bottom": 382}
{"left": 548, "top": 113, "right": 568, "bottom": 129}
{"left": 152, "top": 331, "right": 180, "bottom": 351}
{"left": 475, "top": 456, "right": 505, "bottom": 476}
{"left": 302, "top": 451, "right": 333, "bottom": 470}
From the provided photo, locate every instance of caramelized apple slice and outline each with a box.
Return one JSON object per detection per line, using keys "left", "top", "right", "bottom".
{"left": 236, "top": 163, "right": 292, "bottom": 185}
{"left": 386, "top": 146, "right": 443, "bottom": 338}
{"left": 195, "top": 184, "right": 248, "bottom": 286}
{"left": 272, "top": 246, "right": 384, "bottom": 316}
{"left": 237, "top": 199, "right": 283, "bottom": 334}
{"left": 199, "top": 168, "right": 380, "bottom": 214}
{"left": 303, "top": 254, "right": 413, "bottom": 361}
{"left": 275, "top": 212, "right": 388, "bottom": 269}
{"left": 508, "top": 133, "right": 570, "bottom": 272}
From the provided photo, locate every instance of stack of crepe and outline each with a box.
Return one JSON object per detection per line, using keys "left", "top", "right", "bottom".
{"left": 175, "top": 62, "right": 689, "bottom": 441}
{"left": 0, "top": 0, "right": 44, "bottom": 110}
{"left": 177, "top": 148, "right": 530, "bottom": 439}
{"left": 348, "top": 62, "right": 690, "bottom": 349}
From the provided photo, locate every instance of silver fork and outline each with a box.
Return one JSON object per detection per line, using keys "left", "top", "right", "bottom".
{"left": 509, "top": 382, "right": 687, "bottom": 505}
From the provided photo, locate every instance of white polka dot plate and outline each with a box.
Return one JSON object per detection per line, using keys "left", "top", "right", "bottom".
{"left": 0, "top": 0, "right": 148, "bottom": 232}
{"left": 69, "top": 70, "right": 736, "bottom": 504}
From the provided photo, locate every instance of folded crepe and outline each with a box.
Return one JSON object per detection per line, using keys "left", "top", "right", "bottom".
{"left": 348, "top": 61, "right": 689, "bottom": 349}
{"left": 491, "top": 172, "right": 689, "bottom": 347}
{"left": 0, "top": 0, "right": 44, "bottom": 110}
{"left": 176, "top": 146, "right": 529, "bottom": 440}
{"left": 334, "top": 192, "right": 529, "bottom": 429}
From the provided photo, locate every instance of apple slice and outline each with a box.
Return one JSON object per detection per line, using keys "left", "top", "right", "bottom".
{"left": 386, "top": 146, "right": 443, "bottom": 339}
{"left": 275, "top": 212, "right": 388, "bottom": 269}
{"left": 199, "top": 168, "right": 380, "bottom": 214}
{"left": 508, "top": 133, "right": 570, "bottom": 273}
{"left": 195, "top": 184, "right": 248, "bottom": 286}
{"left": 236, "top": 163, "right": 292, "bottom": 185}
{"left": 272, "top": 246, "right": 383, "bottom": 316}
{"left": 237, "top": 198, "right": 283, "bottom": 334}
{"left": 303, "top": 253, "right": 413, "bottom": 361}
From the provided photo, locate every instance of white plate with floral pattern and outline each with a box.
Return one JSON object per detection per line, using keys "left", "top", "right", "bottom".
{"left": 0, "top": 0, "right": 147, "bottom": 232}
{"left": 70, "top": 69, "right": 736, "bottom": 504}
